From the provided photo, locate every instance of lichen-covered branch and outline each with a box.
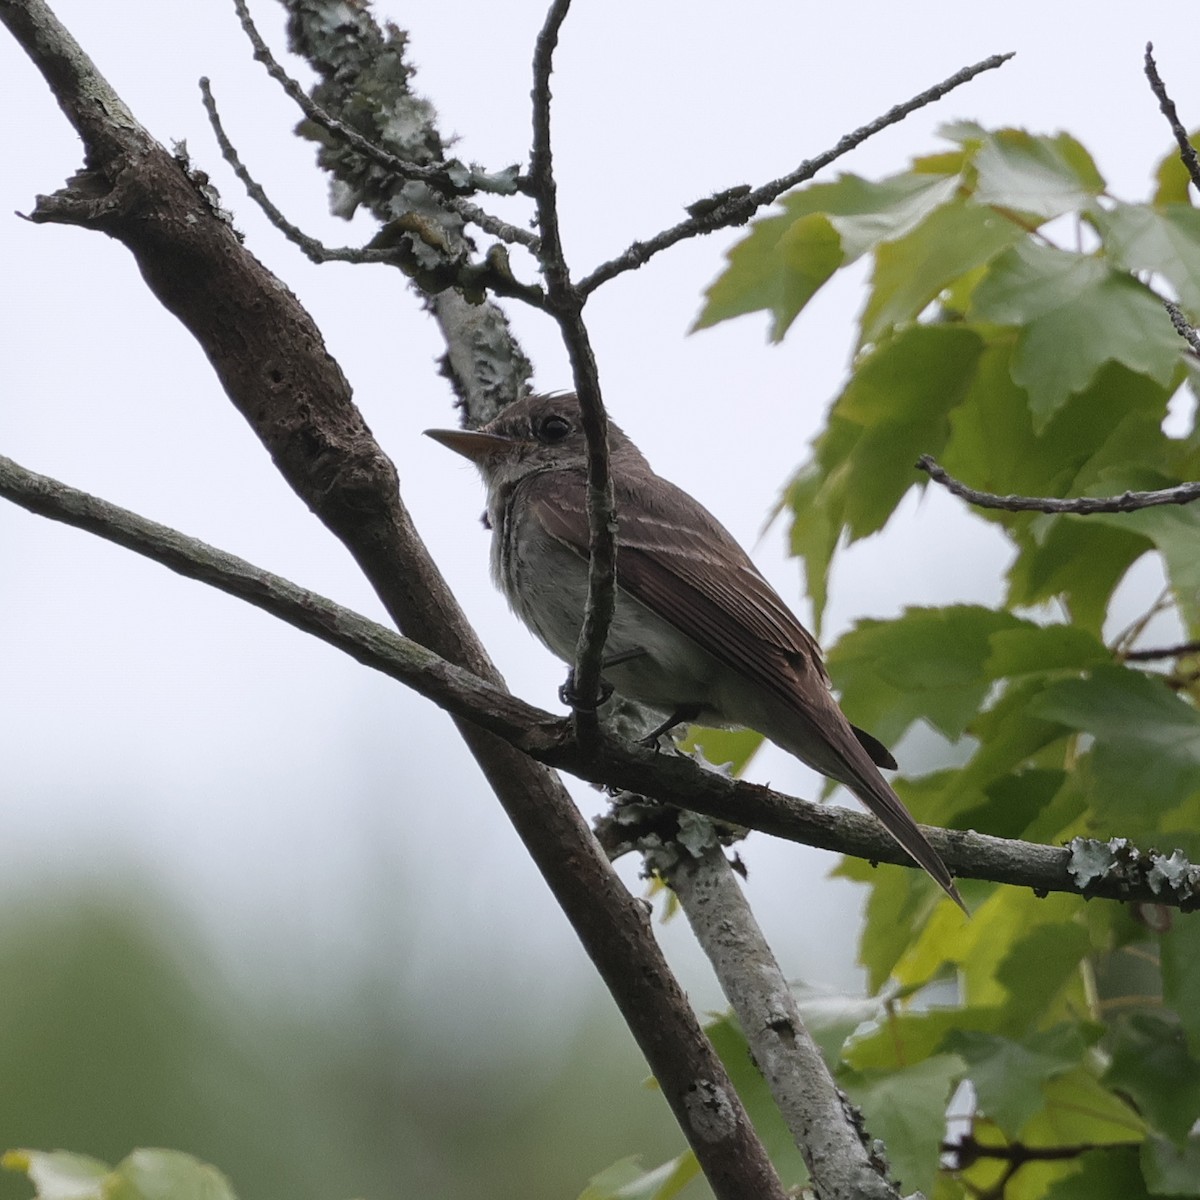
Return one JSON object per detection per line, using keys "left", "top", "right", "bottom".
{"left": 277, "top": 0, "right": 532, "bottom": 423}
{"left": 664, "top": 840, "right": 901, "bottom": 1200}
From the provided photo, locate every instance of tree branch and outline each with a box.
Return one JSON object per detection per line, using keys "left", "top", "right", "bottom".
{"left": 231, "top": 0, "right": 519, "bottom": 202}
{"left": 0, "top": 5, "right": 784, "bottom": 1196}
{"left": 277, "top": 0, "right": 532, "bottom": 423}
{"left": 1165, "top": 298, "right": 1200, "bottom": 356}
{"left": 528, "top": 0, "right": 618, "bottom": 735}
{"left": 916, "top": 455, "right": 1200, "bottom": 514}
{"left": 665, "top": 841, "right": 901, "bottom": 1200}
{"left": 4, "top": 452, "right": 1198, "bottom": 916}
{"left": 577, "top": 51, "right": 1015, "bottom": 295}
{"left": 1144, "top": 42, "right": 1200, "bottom": 194}
{"left": 1123, "top": 639, "right": 1200, "bottom": 662}
{"left": 200, "top": 75, "right": 546, "bottom": 304}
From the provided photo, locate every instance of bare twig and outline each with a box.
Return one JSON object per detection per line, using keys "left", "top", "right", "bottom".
{"left": 578, "top": 51, "right": 1015, "bottom": 295}
{"left": 917, "top": 455, "right": 1200, "bottom": 514}
{"left": 942, "top": 1136, "right": 1108, "bottom": 1170}
{"left": 5, "top": 453, "right": 1200, "bottom": 914}
{"left": 529, "top": 0, "right": 618, "bottom": 738}
{"left": 201, "top": 77, "right": 546, "bottom": 305}
{"left": 1144, "top": 43, "right": 1200, "bottom": 194}
{"left": 201, "top": 76, "right": 386, "bottom": 264}
{"left": 1123, "top": 640, "right": 1200, "bottom": 662}
{"left": 453, "top": 195, "right": 542, "bottom": 252}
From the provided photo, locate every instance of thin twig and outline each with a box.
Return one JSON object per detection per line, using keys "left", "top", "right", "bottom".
{"left": 578, "top": 51, "right": 1015, "bottom": 295}
{"left": 1144, "top": 43, "right": 1200, "bottom": 193}
{"left": 229, "top": 0, "right": 539, "bottom": 251}
{"left": 453, "top": 195, "right": 542, "bottom": 251}
{"left": 1123, "top": 640, "right": 1200, "bottom": 662}
{"left": 529, "top": 0, "right": 618, "bottom": 739}
{"left": 917, "top": 455, "right": 1200, "bottom": 514}
{"left": 942, "top": 1136, "right": 1107, "bottom": 1170}
{"left": 201, "top": 77, "right": 546, "bottom": 304}
{"left": 201, "top": 77, "right": 387, "bottom": 264}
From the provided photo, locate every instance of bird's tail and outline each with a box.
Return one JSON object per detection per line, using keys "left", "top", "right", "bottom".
{"left": 776, "top": 706, "right": 965, "bottom": 911}
{"left": 845, "top": 768, "right": 965, "bottom": 912}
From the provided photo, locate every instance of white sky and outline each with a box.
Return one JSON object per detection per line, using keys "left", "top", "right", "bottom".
{"left": 0, "top": 0, "right": 1192, "bottom": 1045}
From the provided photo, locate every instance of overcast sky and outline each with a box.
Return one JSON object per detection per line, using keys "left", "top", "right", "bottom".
{"left": 1, "top": 0, "right": 1193, "bottom": 1038}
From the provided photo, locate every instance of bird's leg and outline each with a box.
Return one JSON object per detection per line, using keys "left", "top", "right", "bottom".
{"left": 638, "top": 704, "right": 703, "bottom": 749}
{"left": 558, "top": 648, "right": 647, "bottom": 710}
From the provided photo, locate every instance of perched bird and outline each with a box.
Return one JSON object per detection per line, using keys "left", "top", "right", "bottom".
{"left": 427, "top": 392, "right": 963, "bottom": 909}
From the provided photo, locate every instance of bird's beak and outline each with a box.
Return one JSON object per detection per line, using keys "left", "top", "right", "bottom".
{"left": 424, "top": 427, "right": 514, "bottom": 463}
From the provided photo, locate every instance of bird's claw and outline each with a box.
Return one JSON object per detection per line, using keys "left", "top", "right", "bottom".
{"left": 559, "top": 669, "right": 614, "bottom": 712}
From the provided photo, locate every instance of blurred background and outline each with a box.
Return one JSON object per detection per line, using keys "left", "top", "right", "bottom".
{"left": 0, "top": 1, "right": 1193, "bottom": 1196}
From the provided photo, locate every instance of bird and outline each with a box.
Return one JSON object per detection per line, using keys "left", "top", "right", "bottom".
{"left": 426, "top": 392, "right": 963, "bottom": 909}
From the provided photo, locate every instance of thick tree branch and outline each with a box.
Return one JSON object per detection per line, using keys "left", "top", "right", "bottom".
{"left": 0, "top": 5, "right": 784, "bottom": 1196}
{"left": 916, "top": 455, "right": 1200, "bottom": 514}
{"left": 577, "top": 52, "right": 1015, "bottom": 295}
{"left": 529, "top": 0, "right": 618, "bottom": 735}
{"left": 1144, "top": 43, "right": 1200, "bottom": 193}
{"left": 4, "top": 452, "right": 1198, "bottom": 916}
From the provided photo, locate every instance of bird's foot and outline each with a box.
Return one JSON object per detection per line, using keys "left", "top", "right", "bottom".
{"left": 637, "top": 705, "right": 703, "bottom": 750}
{"left": 558, "top": 669, "right": 614, "bottom": 712}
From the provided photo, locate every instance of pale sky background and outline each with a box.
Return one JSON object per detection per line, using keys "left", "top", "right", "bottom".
{"left": 0, "top": 0, "right": 1192, "bottom": 1053}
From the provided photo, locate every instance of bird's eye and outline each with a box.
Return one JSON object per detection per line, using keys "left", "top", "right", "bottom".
{"left": 536, "top": 414, "right": 572, "bottom": 444}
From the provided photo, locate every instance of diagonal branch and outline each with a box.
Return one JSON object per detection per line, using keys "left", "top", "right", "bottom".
{"left": 666, "top": 842, "right": 900, "bottom": 1200}
{"left": 916, "top": 455, "right": 1200, "bottom": 514}
{"left": 578, "top": 51, "right": 1015, "bottom": 295}
{"left": 4, "top": 451, "right": 1198, "bottom": 916}
{"left": 528, "top": 0, "right": 618, "bottom": 735}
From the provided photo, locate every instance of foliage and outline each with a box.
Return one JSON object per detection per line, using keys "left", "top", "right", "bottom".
{"left": 3, "top": 1150, "right": 235, "bottom": 1200}
{"left": 684, "top": 123, "right": 1200, "bottom": 1198}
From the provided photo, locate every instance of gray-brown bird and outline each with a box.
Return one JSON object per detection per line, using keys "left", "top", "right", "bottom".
{"left": 427, "top": 392, "right": 963, "bottom": 909}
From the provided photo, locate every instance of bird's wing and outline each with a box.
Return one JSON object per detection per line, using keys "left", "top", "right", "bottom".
{"left": 528, "top": 468, "right": 827, "bottom": 701}
{"left": 523, "top": 466, "right": 962, "bottom": 909}
{"left": 528, "top": 467, "right": 896, "bottom": 765}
